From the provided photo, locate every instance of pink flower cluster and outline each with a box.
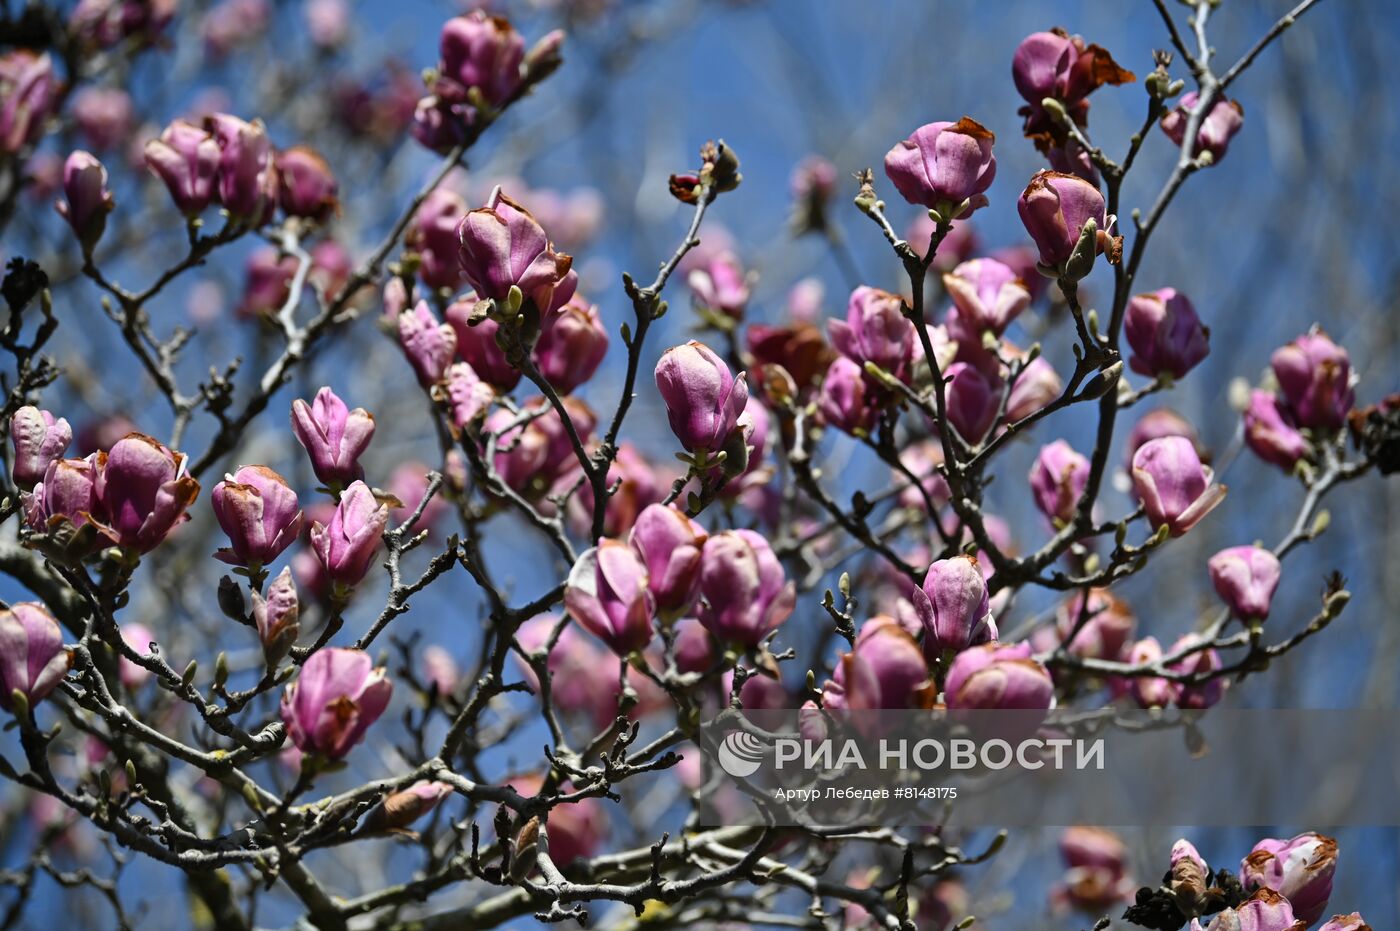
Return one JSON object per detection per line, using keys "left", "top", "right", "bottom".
{"left": 143, "top": 114, "right": 338, "bottom": 224}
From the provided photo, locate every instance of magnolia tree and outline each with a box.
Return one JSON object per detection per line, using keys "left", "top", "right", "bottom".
{"left": 0, "top": 0, "right": 1393, "bottom": 928}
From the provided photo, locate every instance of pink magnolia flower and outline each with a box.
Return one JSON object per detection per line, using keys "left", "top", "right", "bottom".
{"left": 438, "top": 11, "right": 524, "bottom": 108}
{"left": 565, "top": 441, "right": 662, "bottom": 537}
{"left": 627, "top": 504, "right": 707, "bottom": 615}
{"left": 515, "top": 615, "right": 627, "bottom": 726}
{"left": 483, "top": 397, "right": 595, "bottom": 498}
{"left": 511, "top": 775, "right": 606, "bottom": 867}
{"left": 533, "top": 295, "right": 608, "bottom": 394}
{"left": 253, "top": 566, "right": 300, "bottom": 664}
{"left": 56, "top": 151, "right": 114, "bottom": 255}
{"left": 290, "top": 387, "right": 375, "bottom": 489}
{"left": 1055, "top": 589, "right": 1135, "bottom": 662}
{"left": 0, "top": 52, "right": 56, "bottom": 155}
{"left": 944, "top": 361, "right": 1001, "bottom": 445}
{"left": 409, "top": 189, "right": 470, "bottom": 291}
{"left": 993, "top": 244, "right": 1047, "bottom": 299}
{"left": 696, "top": 529, "right": 795, "bottom": 647}
{"left": 456, "top": 189, "right": 576, "bottom": 314}
{"left": 1054, "top": 827, "right": 1135, "bottom": 913}
{"left": 0, "top": 603, "right": 72, "bottom": 712}
{"left": 525, "top": 186, "right": 603, "bottom": 251}
{"left": 306, "top": 242, "right": 358, "bottom": 307}
{"left": 280, "top": 647, "right": 392, "bottom": 760}
{"left": 824, "top": 617, "right": 933, "bottom": 711}
{"left": 1124, "top": 636, "right": 1174, "bottom": 709}
{"left": 1189, "top": 888, "right": 1305, "bottom": 931}
{"left": 1124, "top": 288, "right": 1210, "bottom": 380}
{"left": 654, "top": 341, "right": 748, "bottom": 455}
{"left": 10, "top": 406, "right": 71, "bottom": 490}
{"left": 410, "top": 94, "right": 470, "bottom": 155}
{"left": 1017, "top": 169, "right": 1110, "bottom": 272}
{"left": 883, "top": 118, "right": 997, "bottom": 218}
{"left": 397, "top": 301, "right": 458, "bottom": 387}
{"left": 93, "top": 433, "right": 200, "bottom": 552}
{"left": 943, "top": 642, "right": 1054, "bottom": 710}
{"left": 1209, "top": 545, "right": 1281, "bottom": 622}
{"left": 913, "top": 556, "right": 997, "bottom": 655}
{"left": 206, "top": 113, "right": 276, "bottom": 224}
{"left": 237, "top": 247, "right": 297, "bottom": 318}
{"left": 1132, "top": 436, "right": 1226, "bottom": 537}
{"left": 1012, "top": 29, "right": 1134, "bottom": 142}
{"left": 828, "top": 286, "right": 914, "bottom": 382}
{"left": 444, "top": 362, "right": 494, "bottom": 428}
{"left": 943, "top": 258, "right": 1031, "bottom": 339}
{"left": 686, "top": 250, "right": 750, "bottom": 320}
{"left": 1029, "top": 439, "right": 1088, "bottom": 525}
{"left": 144, "top": 119, "right": 221, "bottom": 216}
{"left": 1239, "top": 833, "right": 1336, "bottom": 927}
{"left": 1243, "top": 390, "right": 1308, "bottom": 471}
{"left": 1168, "top": 634, "right": 1226, "bottom": 709}
{"left": 672, "top": 617, "right": 715, "bottom": 674}
{"left": 201, "top": 0, "right": 270, "bottom": 56}
{"left": 1046, "top": 135, "right": 1100, "bottom": 184}
{"left": 1160, "top": 91, "right": 1245, "bottom": 162}
{"left": 445, "top": 304, "right": 520, "bottom": 391}
{"left": 387, "top": 462, "right": 450, "bottom": 536}
{"left": 1126, "top": 408, "right": 1199, "bottom": 466}
{"left": 309, "top": 481, "right": 389, "bottom": 589}
{"left": 733, "top": 395, "right": 770, "bottom": 481}
{"left": 1270, "top": 330, "right": 1355, "bottom": 431}
{"left": 1006, "top": 356, "right": 1063, "bottom": 422}
{"left": 276, "top": 145, "right": 339, "bottom": 221}
{"left": 70, "top": 0, "right": 176, "bottom": 48}
{"left": 564, "top": 540, "right": 655, "bottom": 654}
{"left": 211, "top": 465, "right": 304, "bottom": 567}
{"left": 69, "top": 87, "right": 129, "bottom": 152}
{"left": 818, "top": 356, "right": 880, "bottom": 436}
{"left": 24, "top": 455, "right": 102, "bottom": 532}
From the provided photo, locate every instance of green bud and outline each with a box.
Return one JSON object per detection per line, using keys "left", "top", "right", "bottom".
{"left": 1062, "top": 218, "right": 1100, "bottom": 282}
{"left": 1079, "top": 361, "right": 1123, "bottom": 400}
{"left": 707, "top": 139, "right": 742, "bottom": 193}
{"left": 504, "top": 285, "right": 524, "bottom": 317}
{"left": 242, "top": 783, "right": 263, "bottom": 811}
{"left": 1039, "top": 97, "right": 1069, "bottom": 125}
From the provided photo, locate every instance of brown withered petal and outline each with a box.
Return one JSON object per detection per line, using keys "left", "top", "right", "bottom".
{"left": 1078, "top": 43, "right": 1137, "bottom": 90}
{"left": 948, "top": 115, "right": 995, "bottom": 142}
